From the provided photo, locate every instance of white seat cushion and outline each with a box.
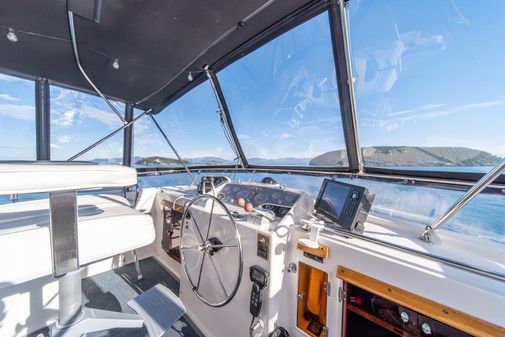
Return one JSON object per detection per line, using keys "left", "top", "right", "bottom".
{"left": 0, "top": 164, "right": 137, "bottom": 195}
{"left": 0, "top": 194, "right": 154, "bottom": 288}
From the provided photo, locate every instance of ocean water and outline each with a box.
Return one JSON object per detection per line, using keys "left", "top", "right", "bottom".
{"left": 1, "top": 167, "right": 503, "bottom": 245}
{"left": 138, "top": 168, "right": 505, "bottom": 245}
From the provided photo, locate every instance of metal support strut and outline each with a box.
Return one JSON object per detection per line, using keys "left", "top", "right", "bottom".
{"left": 420, "top": 157, "right": 505, "bottom": 242}
{"left": 67, "top": 10, "right": 126, "bottom": 124}
{"left": 149, "top": 115, "right": 198, "bottom": 186}
{"left": 204, "top": 65, "right": 247, "bottom": 168}
{"left": 67, "top": 111, "right": 150, "bottom": 161}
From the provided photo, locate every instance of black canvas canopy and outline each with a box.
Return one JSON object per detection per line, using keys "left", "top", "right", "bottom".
{"left": 0, "top": 0, "right": 317, "bottom": 110}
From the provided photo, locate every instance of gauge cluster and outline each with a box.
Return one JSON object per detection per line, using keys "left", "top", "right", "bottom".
{"left": 217, "top": 183, "right": 300, "bottom": 218}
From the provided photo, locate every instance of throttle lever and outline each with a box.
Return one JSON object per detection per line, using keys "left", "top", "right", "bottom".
{"left": 251, "top": 208, "right": 276, "bottom": 222}
{"left": 237, "top": 197, "right": 276, "bottom": 222}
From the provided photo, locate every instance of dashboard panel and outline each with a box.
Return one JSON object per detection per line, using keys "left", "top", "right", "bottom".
{"left": 217, "top": 183, "right": 301, "bottom": 218}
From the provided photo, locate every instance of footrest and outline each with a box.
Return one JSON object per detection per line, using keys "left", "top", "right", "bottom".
{"left": 127, "top": 284, "right": 186, "bottom": 337}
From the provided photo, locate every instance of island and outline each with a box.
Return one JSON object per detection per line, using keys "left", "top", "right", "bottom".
{"left": 309, "top": 146, "right": 501, "bottom": 167}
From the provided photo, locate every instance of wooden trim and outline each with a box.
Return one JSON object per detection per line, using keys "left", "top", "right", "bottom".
{"left": 160, "top": 199, "right": 185, "bottom": 213}
{"left": 337, "top": 266, "right": 505, "bottom": 337}
{"left": 297, "top": 242, "right": 329, "bottom": 259}
{"left": 347, "top": 304, "right": 405, "bottom": 336}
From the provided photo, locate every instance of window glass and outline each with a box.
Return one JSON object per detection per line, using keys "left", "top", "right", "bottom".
{"left": 133, "top": 81, "right": 236, "bottom": 168}
{"left": 50, "top": 86, "right": 124, "bottom": 164}
{"left": 349, "top": 1, "right": 505, "bottom": 172}
{"left": 218, "top": 12, "right": 348, "bottom": 167}
{"left": 0, "top": 73, "right": 35, "bottom": 160}
{"left": 139, "top": 169, "right": 504, "bottom": 248}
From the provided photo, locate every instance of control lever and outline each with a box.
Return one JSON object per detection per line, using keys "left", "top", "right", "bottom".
{"left": 237, "top": 198, "right": 276, "bottom": 222}
{"left": 251, "top": 208, "right": 276, "bottom": 222}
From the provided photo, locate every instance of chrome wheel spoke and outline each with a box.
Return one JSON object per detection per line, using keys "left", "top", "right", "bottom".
{"left": 205, "top": 198, "right": 215, "bottom": 240}
{"left": 206, "top": 251, "right": 229, "bottom": 298}
{"left": 209, "top": 244, "right": 238, "bottom": 249}
{"left": 180, "top": 245, "right": 200, "bottom": 250}
{"left": 194, "top": 252, "right": 207, "bottom": 291}
{"left": 190, "top": 215, "right": 205, "bottom": 244}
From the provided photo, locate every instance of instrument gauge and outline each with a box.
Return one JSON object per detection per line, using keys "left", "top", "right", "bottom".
{"left": 254, "top": 191, "right": 269, "bottom": 205}
{"left": 285, "top": 195, "right": 295, "bottom": 204}
{"left": 236, "top": 189, "right": 251, "bottom": 202}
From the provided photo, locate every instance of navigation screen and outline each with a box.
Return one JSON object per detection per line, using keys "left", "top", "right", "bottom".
{"left": 316, "top": 181, "right": 350, "bottom": 221}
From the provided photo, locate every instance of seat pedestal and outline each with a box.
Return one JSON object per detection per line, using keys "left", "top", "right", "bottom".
{"left": 49, "top": 269, "right": 144, "bottom": 337}
{"left": 47, "top": 191, "right": 144, "bottom": 337}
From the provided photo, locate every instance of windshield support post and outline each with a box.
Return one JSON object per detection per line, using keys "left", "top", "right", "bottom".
{"left": 67, "top": 110, "right": 150, "bottom": 161}
{"left": 203, "top": 65, "right": 248, "bottom": 168}
{"left": 35, "top": 77, "right": 51, "bottom": 161}
{"left": 67, "top": 10, "right": 126, "bottom": 124}
{"left": 149, "top": 115, "right": 198, "bottom": 186}
{"left": 328, "top": 0, "right": 363, "bottom": 173}
{"left": 123, "top": 103, "right": 134, "bottom": 167}
{"left": 420, "top": 157, "right": 505, "bottom": 242}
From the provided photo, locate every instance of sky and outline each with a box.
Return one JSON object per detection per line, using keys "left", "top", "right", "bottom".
{"left": 1, "top": 0, "right": 505, "bottom": 165}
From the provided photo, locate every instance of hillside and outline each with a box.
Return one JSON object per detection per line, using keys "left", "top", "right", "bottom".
{"left": 310, "top": 146, "right": 501, "bottom": 167}
{"left": 135, "top": 156, "right": 189, "bottom": 166}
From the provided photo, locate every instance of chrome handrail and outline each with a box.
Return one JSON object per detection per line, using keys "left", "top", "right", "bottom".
{"left": 420, "top": 157, "right": 505, "bottom": 242}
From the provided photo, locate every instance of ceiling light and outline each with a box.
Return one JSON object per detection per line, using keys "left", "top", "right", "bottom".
{"left": 112, "top": 58, "right": 119, "bottom": 70}
{"left": 6, "top": 29, "right": 18, "bottom": 43}
{"left": 187, "top": 71, "right": 193, "bottom": 82}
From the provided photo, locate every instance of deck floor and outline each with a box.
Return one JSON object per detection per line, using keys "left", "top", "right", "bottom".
{"left": 29, "top": 258, "right": 200, "bottom": 337}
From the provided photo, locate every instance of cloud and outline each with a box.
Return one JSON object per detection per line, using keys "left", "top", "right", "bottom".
{"left": 133, "top": 116, "right": 151, "bottom": 135}
{"left": 50, "top": 143, "right": 61, "bottom": 149}
{"left": 0, "top": 93, "right": 20, "bottom": 102}
{"left": 398, "top": 100, "right": 504, "bottom": 120}
{"left": 387, "top": 103, "right": 446, "bottom": 117}
{"left": 50, "top": 86, "right": 124, "bottom": 130}
{"left": 273, "top": 132, "right": 292, "bottom": 140}
{"left": 237, "top": 134, "right": 251, "bottom": 140}
{"left": 52, "top": 110, "right": 77, "bottom": 127}
{"left": 379, "top": 100, "right": 505, "bottom": 131}
{"left": 79, "top": 104, "right": 123, "bottom": 129}
{"left": 58, "top": 135, "right": 71, "bottom": 143}
{"left": 0, "top": 103, "right": 34, "bottom": 120}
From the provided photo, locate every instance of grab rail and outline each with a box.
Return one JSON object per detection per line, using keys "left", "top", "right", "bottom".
{"left": 420, "top": 157, "right": 505, "bottom": 242}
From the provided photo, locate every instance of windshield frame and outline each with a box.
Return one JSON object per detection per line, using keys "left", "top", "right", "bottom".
{"left": 3, "top": 0, "right": 504, "bottom": 189}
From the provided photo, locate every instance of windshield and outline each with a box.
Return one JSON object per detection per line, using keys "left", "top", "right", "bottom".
{"left": 133, "top": 80, "right": 236, "bottom": 168}
{"left": 218, "top": 12, "right": 348, "bottom": 167}
{"left": 349, "top": 0, "right": 505, "bottom": 172}
{"left": 0, "top": 74, "right": 35, "bottom": 160}
{"left": 50, "top": 85, "right": 125, "bottom": 163}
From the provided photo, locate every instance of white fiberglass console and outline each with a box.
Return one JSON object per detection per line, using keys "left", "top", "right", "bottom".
{"left": 158, "top": 180, "right": 313, "bottom": 337}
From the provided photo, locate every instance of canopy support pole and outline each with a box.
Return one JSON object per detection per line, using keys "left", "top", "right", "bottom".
{"left": 67, "top": 10, "right": 126, "bottom": 124}
{"left": 149, "top": 115, "right": 198, "bottom": 186}
{"left": 67, "top": 111, "right": 150, "bottom": 161}
{"left": 204, "top": 65, "right": 247, "bottom": 168}
{"left": 123, "top": 103, "right": 134, "bottom": 167}
{"left": 420, "top": 157, "right": 505, "bottom": 242}
{"left": 35, "top": 78, "right": 51, "bottom": 160}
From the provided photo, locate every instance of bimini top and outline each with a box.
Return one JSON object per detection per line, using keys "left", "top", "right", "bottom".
{"left": 0, "top": 0, "right": 314, "bottom": 110}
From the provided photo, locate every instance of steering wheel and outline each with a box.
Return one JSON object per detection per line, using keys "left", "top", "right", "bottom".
{"left": 180, "top": 194, "right": 243, "bottom": 307}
